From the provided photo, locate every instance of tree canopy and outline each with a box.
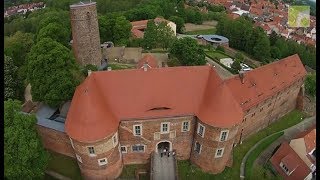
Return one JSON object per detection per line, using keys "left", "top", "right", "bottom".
{"left": 305, "top": 73, "right": 316, "bottom": 97}
{"left": 98, "top": 15, "right": 132, "bottom": 46}
{"left": 169, "top": 37, "right": 206, "bottom": 66}
{"left": 4, "top": 56, "right": 19, "bottom": 100}
{"left": 27, "top": 38, "right": 81, "bottom": 107}
{"left": 5, "top": 99, "right": 50, "bottom": 180}
{"left": 37, "top": 22, "right": 70, "bottom": 47}
{"left": 143, "top": 20, "right": 176, "bottom": 50}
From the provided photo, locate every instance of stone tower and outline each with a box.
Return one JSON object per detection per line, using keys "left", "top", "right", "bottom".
{"left": 70, "top": 2, "right": 102, "bottom": 66}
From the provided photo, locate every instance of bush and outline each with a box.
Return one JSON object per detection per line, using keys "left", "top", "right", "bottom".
{"left": 305, "top": 73, "right": 316, "bottom": 97}
{"left": 82, "top": 64, "right": 98, "bottom": 76}
{"left": 216, "top": 45, "right": 225, "bottom": 52}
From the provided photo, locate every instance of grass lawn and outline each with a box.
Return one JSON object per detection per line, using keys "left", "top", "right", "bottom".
{"left": 205, "top": 51, "right": 230, "bottom": 60}
{"left": 118, "top": 164, "right": 148, "bottom": 178}
{"left": 245, "top": 131, "right": 284, "bottom": 179}
{"left": 178, "top": 110, "right": 305, "bottom": 179}
{"left": 46, "top": 151, "right": 82, "bottom": 180}
{"left": 251, "top": 164, "right": 283, "bottom": 180}
{"left": 106, "top": 62, "right": 135, "bottom": 70}
{"left": 185, "top": 28, "right": 216, "bottom": 35}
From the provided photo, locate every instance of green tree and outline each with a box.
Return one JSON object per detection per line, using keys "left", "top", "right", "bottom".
{"left": 169, "top": 37, "right": 206, "bottom": 66}
{"left": 37, "top": 23, "right": 70, "bottom": 47}
{"left": 169, "top": 16, "right": 185, "bottom": 33}
{"left": 253, "top": 34, "right": 271, "bottom": 61}
{"left": 157, "top": 22, "right": 176, "bottom": 50}
{"left": 4, "top": 56, "right": 19, "bottom": 100}
{"left": 270, "top": 46, "right": 281, "bottom": 59}
{"left": 305, "top": 73, "right": 316, "bottom": 97}
{"left": 231, "top": 59, "right": 242, "bottom": 71}
{"left": 27, "top": 38, "right": 82, "bottom": 107}
{"left": 235, "top": 52, "right": 244, "bottom": 61}
{"left": 143, "top": 20, "right": 158, "bottom": 50}
{"left": 4, "top": 31, "right": 34, "bottom": 67}
{"left": 5, "top": 99, "right": 50, "bottom": 180}
{"left": 113, "top": 16, "right": 132, "bottom": 45}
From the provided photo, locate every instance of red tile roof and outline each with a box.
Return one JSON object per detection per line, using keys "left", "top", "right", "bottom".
{"left": 225, "top": 54, "right": 306, "bottom": 111}
{"left": 136, "top": 54, "right": 158, "bottom": 69}
{"left": 66, "top": 66, "right": 243, "bottom": 142}
{"left": 281, "top": 153, "right": 300, "bottom": 172}
{"left": 131, "top": 20, "right": 149, "bottom": 30}
{"left": 271, "top": 142, "right": 311, "bottom": 180}
{"left": 295, "top": 126, "right": 316, "bottom": 153}
{"left": 66, "top": 54, "right": 306, "bottom": 142}
{"left": 131, "top": 28, "right": 144, "bottom": 38}
{"left": 249, "top": 7, "right": 263, "bottom": 16}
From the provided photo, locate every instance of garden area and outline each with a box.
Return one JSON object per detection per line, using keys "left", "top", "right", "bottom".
{"left": 46, "top": 151, "right": 82, "bottom": 180}
{"left": 177, "top": 110, "right": 305, "bottom": 179}
{"left": 245, "top": 132, "right": 284, "bottom": 180}
{"left": 106, "top": 62, "right": 135, "bottom": 70}
{"left": 118, "top": 164, "right": 149, "bottom": 179}
{"left": 185, "top": 28, "right": 216, "bottom": 35}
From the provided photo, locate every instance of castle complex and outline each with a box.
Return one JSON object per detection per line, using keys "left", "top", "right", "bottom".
{"left": 35, "top": 2, "right": 307, "bottom": 180}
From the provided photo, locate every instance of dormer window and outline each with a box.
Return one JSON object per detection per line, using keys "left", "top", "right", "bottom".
{"left": 148, "top": 107, "right": 171, "bottom": 111}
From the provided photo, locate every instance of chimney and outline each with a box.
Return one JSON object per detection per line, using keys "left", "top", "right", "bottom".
{"left": 107, "top": 67, "right": 112, "bottom": 71}
{"left": 239, "top": 70, "right": 245, "bottom": 84}
{"left": 143, "top": 63, "right": 148, "bottom": 71}
{"left": 88, "top": 70, "right": 92, "bottom": 76}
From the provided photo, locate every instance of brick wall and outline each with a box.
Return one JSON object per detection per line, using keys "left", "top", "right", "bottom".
{"left": 190, "top": 119, "right": 239, "bottom": 173}
{"left": 236, "top": 78, "right": 304, "bottom": 143}
{"left": 119, "top": 116, "right": 196, "bottom": 165}
{"left": 71, "top": 131, "right": 123, "bottom": 179}
{"left": 36, "top": 125, "right": 74, "bottom": 158}
{"left": 70, "top": 3, "right": 102, "bottom": 66}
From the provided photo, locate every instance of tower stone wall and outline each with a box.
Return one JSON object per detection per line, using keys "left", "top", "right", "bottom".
{"left": 70, "top": 2, "right": 102, "bottom": 66}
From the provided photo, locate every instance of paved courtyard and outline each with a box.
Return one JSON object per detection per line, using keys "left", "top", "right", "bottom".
{"left": 152, "top": 153, "right": 176, "bottom": 180}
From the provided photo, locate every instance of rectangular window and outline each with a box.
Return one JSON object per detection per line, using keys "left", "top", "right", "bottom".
{"left": 133, "top": 124, "right": 142, "bottom": 136}
{"left": 220, "top": 130, "right": 229, "bottom": 142}
{"left": 88, "top": 146, "right": 95, "bottom": 155}
{"left": 251, "top": 113, "right": 255, "bottom": 117}
{"left": 194, "top": 142, "right": 201, "bottom": 154}
{"left": 182, "top": 121, "right": 190, "bottom": 132}
{"left": 161, "top": 122, "right": 170, "bottom": 134}
{"left": 215, "top": 148, "right": 224, "bottom": 158}
{"left": 121, "top": 146, "right": 127, "bottom": 153}
{"left": 197, "top": 123, "right": 205, "bottom": 138}
{"left": 132, "top": 145, "right": 145, "bottom": 152}
{"left": 113, "top": 132, "right": 118, "bottom": 147}
{"left": 76, "top": 154, "right": 82, "bottom": 163}
{"left": 98, "top": 158, "right": 108, "bottom": 166}
{"left": 260, "top": 107, "right": 263, "bottom": 112}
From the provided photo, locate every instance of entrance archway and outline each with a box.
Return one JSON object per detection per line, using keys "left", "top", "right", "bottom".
{"left": 156, "top": 140, "right": 172, "bottom": 153}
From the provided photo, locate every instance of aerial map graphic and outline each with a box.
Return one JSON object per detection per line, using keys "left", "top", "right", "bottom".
{"left": 288, "top": 6, "right": 310, "bottom": 27}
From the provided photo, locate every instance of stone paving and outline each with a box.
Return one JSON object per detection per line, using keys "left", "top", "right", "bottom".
{"left": 152, "top": 152, "right": 176, "bottom": 180}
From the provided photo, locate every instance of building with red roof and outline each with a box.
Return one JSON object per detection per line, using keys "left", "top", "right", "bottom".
{"left": 271, "top": 127, "right": 316, "bottom": 179}
{"left": 136, "top": 54, "right": 159, "bottom": 69}
{"left": 130, "top": 17, "right": 176, "bottom": 38}
{"left": 36, "top": 53, "right": 306, "bottom": 179}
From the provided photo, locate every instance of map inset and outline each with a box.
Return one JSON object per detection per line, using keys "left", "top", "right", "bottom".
{"left": 288, "top": 6, "right": 310, "bottom": 27}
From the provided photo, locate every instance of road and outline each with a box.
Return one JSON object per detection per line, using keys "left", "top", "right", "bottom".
{"left": 205, "top": 57, "right": 235, "bottom": 80}
{"left": 152, "top": 153, "right": 176, "bottom": 180}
